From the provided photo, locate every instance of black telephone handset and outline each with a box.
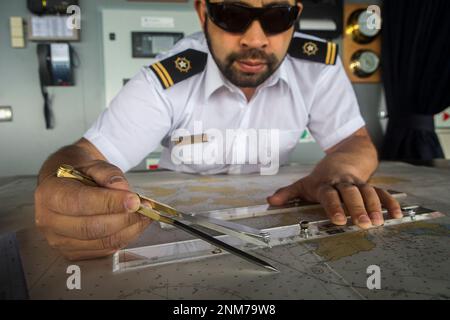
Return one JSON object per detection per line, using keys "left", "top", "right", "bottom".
{"left": 37, "top": 44, "right": 53, "bottom": 86}
{"left": 37, "top": 44, "right": 53, "bottom": 129}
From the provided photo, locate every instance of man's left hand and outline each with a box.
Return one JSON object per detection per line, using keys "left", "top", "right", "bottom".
{"left": 267, "top": 173, "right": 403, "bottom": 229}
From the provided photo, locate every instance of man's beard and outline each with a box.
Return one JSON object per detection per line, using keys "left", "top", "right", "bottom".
{"left": 204, "top": 20, "right": 282, "bottom": 88}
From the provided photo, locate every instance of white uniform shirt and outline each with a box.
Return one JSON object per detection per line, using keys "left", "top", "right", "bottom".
{"left": 84, "top": 32, "right": 365, "bottom": 175}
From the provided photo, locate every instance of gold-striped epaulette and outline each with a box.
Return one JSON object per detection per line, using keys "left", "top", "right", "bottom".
{"left": 288, "top": 37, "right": 338, "bottom": 65}
{"left": 149, "top": 49, "right": 208, "bottom": 90}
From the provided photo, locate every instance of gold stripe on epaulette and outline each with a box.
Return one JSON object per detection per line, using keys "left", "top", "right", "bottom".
{"left": 325, "top": 42, "right": 337, "bottom": 65}
{"left": 155, "top": 62, "right": 174, "bottom": 87}
{"left": 330, "top": 43, "right": 337, "bottom": 65}
{"left": 325, "top": 42, "right": 332, "bottom": 65}
{"left": 151, "top": 63, "right": 171, "bottom": 89}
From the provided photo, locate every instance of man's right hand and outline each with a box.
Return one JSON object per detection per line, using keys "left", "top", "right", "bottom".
{"left": 34, "top": 160, "right": 151, "bottom": 261}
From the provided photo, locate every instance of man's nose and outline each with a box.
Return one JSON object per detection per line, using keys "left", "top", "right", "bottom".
{"left": 239, "top": 20, "right": 269, "bottom": 49}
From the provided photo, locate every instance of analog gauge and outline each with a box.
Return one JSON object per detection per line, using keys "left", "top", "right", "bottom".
{"left": 347, "top": 9, "right": 381, "bottom": 44}
{"left": 350, "top": 50, "right": 380, "bottom": 78}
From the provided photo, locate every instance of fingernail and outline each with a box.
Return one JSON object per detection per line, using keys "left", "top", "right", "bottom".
{"left": 358, "top": 215, "right": 371, "bottom": 224}
{"left": 110, "top": 175, "right": 125, "bottom": 184}
{"left": 125, "top": 195, "right": 140, "bottom": 212}
{"left": 333, "top": 213, "right": 346, "bottom": 223}
{"left": 370, "top": 212, "right": 383, "bottom": 225}
{"left": 394, "top": 209, "right": 403, "bottom": 218}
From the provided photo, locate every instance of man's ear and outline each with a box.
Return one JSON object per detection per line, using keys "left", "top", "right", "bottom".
{"left": 296, "top": 2, "right": 304, "bottom": 19}
{"left": 195, "top": 0, "right": 207, "bottom": 31}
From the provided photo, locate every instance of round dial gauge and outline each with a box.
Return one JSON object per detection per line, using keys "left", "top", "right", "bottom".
{"left": 350, "top": 50, "right": 380, "bottom": 78}
{"left": 347, "top": 9, "right": 381, "bottom": 44}
{"left": 357, "top": 11, "right": 380, "bottom": 38}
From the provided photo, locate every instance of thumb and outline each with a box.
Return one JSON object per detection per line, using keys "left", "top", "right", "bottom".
{"left": 80, "top": 161, "right": 131, "bottom": 192}
{"left": 267, "top": 182, "right": 304, "bottom": 206}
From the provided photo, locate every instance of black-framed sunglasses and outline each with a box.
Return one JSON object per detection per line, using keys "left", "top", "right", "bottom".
{"left": 206, "top": 1, "right": 300, "bottom": 35}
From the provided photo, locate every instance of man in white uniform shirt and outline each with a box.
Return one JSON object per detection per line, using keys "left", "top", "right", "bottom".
{"left": 35, "top": 0, "right": 402, "bottom": 260}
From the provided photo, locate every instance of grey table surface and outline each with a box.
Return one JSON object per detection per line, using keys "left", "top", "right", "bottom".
{"left": 0, "top": 162, "right": 449, "bottom": 300}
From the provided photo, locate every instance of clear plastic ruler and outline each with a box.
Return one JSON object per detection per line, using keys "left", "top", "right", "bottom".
{"left": 113, "top": 200, "right": 444, "bottom": 272}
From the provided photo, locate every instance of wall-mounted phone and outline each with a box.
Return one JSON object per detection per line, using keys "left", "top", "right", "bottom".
{"left": 37, "top": 43, "right": 74, "bottom": 86}
{"left": 37, "top": 43, "right": 74, "bottom": 129}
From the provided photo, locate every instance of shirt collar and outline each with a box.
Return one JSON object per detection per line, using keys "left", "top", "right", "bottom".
{"left": 204, "top": 53, "right": 291, "bottom": 101}
{"left": 264, "top": 60, "right": 289, "bottom": 88}
{"left": 204, "top": 53, "right": 228, "bottom": 100}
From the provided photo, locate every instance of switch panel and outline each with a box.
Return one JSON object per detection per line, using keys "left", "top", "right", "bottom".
{"left": 10, "top": 17, "right": 25, "bottom": 48}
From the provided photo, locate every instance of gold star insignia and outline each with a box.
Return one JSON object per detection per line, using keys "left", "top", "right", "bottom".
{"left": 174, "top": 57, "right": 192, "bottom": 73}
{"left": 303, "top": 42, "right": 319, "bottom": 56}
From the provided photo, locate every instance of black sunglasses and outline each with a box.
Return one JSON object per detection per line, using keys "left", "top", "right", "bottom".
{"left": 206, "top": 1, "right": 300, "bottom": 35}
